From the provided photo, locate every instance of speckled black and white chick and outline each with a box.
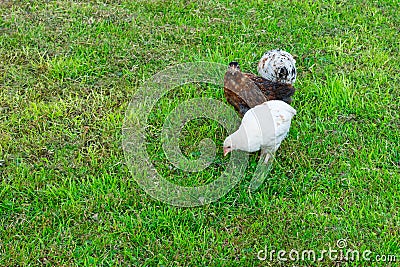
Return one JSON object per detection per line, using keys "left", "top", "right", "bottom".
{"left": 257, "top": 49, "right": 297, "bottom": 85}
{"left": 223, "top": 100, "right": 296, "bottom": 164}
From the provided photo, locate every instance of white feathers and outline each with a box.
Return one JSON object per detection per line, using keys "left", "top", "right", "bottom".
{"left": 223, "top": 100, "right": 296, "bottom": 158}
{"left": 257, "top": 49, "right": 297, "bottom": 85}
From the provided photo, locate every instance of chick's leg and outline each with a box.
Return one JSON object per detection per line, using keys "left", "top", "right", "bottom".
{"left": 260, "top": 148, "right": 271, "bottom": 165}
{"left": 249, "top": 148, "right": 273, "bottom": 192}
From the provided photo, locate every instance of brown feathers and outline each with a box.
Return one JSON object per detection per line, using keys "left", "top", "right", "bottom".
{"left": 224, "top": 61, "right": 296, "bottom": 117}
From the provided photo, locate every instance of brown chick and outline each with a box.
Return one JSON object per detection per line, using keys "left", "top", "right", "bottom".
{"left": 224, "top": 62, "right": 296, "bottom": 117}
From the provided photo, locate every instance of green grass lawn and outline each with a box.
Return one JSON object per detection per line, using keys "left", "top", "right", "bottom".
{"left": 1, "top": 0, "right": 399, "bottom": 266}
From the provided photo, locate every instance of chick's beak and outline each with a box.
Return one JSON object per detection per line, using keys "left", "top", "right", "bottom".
{"left": 223, "top": 147, "right": 232, "bottom": 157}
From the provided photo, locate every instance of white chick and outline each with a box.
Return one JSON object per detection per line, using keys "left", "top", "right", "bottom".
{"left": 223, "top": 100, "right": 296, "bottom": 164}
